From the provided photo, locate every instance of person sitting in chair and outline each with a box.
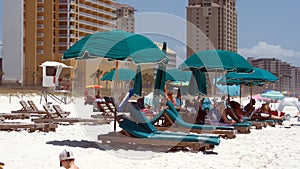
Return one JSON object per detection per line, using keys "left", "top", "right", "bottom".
{"left": 243, "top": 99, "right": 256, "bottom": 116}
{"left": 251, "top": 102, "right": 283, "bottom": 121}
{"left": 195, "top": 98, "right": 211, "bottom": 125}
{"left": 220, "top": 99, "right": 243, "bottom": 124}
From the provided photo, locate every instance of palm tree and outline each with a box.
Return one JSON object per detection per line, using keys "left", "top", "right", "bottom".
{"left": 95, "top": 69, "right": 103, "bottom": 86}
{"left": 90, "top": 69, "right": 103, "bottom": 93}
{"left": 0, "top": 69, "right": 4, "bottom": 85}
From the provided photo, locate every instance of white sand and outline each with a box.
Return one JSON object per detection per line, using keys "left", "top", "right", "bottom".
{"left": 1, "top": 94, "right": 300, "bottom": 169}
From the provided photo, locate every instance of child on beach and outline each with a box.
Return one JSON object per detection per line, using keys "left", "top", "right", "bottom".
{"left": 59, "top": 149, "right": 79, "bottom": 169}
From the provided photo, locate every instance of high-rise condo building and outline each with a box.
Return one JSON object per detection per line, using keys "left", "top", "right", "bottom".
{"left": 115, "top": 3, "right": 135, "bottom": 33}
{"left": 2, "top": 0, "right": 116, "bottom": 85}
{"left": 187, "top": 0, "right": 237, "bottom": 57}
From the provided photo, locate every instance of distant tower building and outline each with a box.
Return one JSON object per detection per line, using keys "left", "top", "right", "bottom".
{"left": 250, "top": 58, "right": 300, "bottom": 93}
{"left": 187, "top": 0, "right": 237, "bottom": 57}
{"left": 115, "top": 3, "right": 136, "bottom": 33}
{"left": 154, "top": 42, "right": 177, "bottom": 70}
{"left": 2, "top": 0, "right": 116, "bottom": 85}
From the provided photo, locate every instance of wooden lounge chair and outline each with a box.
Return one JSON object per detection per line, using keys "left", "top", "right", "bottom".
{"left": 27, "top": 100, "right": 47, "bottom": 113}
{"left": 43, "top": 104, "right": 60, "bottom": 118}
{"left": 146, "top": 101, "right": 237, "bottom": 139}
{"left": 11, "top": 101, "right": 47, "bottom": 116}
{"left": 11, "top": 101, "right": 32, "bottom": 113}
{"left": 52, "top": 105, "right": 70, "bottom": 118}
{"left": 104, "top": 97, "right": 117, "bottom": 113}
{"left": 97, "top": 101, "right": 114, "bottom": 117}
{"left": 98, "top": 114, "right": 220, "bottom": 152}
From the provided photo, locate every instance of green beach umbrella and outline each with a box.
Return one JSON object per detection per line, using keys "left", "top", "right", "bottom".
{"left": 133, "top": 65, "right": 142, "bottom": 96}
{"left": 218, "top": 67, "right": 278, "bottom": 84}
{"left": 100, "top": 68, "right": 136, "bottom": 81}
{"left": 260, "top": 90, "right": 284, "bottom": 100}
{"left": 188, "top": 69, "right": 207, "bottom": 96}
{"left": 63, "top": 30, "right": 168, "bottom": 64}
{"left": 154, "top": 42, "right": 167, "bottom": 97}
{"left": 179, "top": 50, "right": 253, "bottom": 96}
{"left": 217, "top": 67, "right": 278, "bottom": 99}
{"left": 179, "top": 50, "right": 253, "bottom": 73}
{"left": 62, "top": 30, "right": 168, "bottom": 132}
{"left": 165, "top": 69, "right": 192, "bottom": 82}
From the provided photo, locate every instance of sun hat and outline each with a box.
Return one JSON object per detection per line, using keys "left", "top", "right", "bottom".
{"left": 59, "top": 149, "right": 75, "bottom": 166}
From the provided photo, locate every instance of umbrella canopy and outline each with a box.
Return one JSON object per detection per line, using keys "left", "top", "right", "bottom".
{"left": 218, "top": 67, "right": 278, "bottom": 85}
{"left": 154, "top": 42, "right": 167, "bottom": 97}
{"left": 100, "top": 68, "right": 136, "bottom": 81}
{"left": 216, "top": 83, "right": 240, "bottom": 96}
{"left": 165, "top": 69, "right": 192, "bottom": 82}
{"left": 260, "top": 90, "right": 284, "bottom": 100}
{"left": 178, "top": 50, "right": 253, "bottom": 73}
{"left": 252, "top": 94, "right": 269, "bottom": 100}
{"left": 85, "top": 85, "right": 103, "bottom": 89}
{"left": 133, "top": 65, "right": 142, "bottom": 96}
{"left": 187, "top": 69, "right": 207, "bottom": 96}
{"left": 63, "top": 30, "right": 168, "bottom": 64}
{"left": 62, "top": 30, "right": 169, "bottom": 132}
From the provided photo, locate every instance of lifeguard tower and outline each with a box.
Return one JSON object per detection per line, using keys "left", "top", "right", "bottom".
{"left": 39, "top": 61, "right": 73, "bottom": 104}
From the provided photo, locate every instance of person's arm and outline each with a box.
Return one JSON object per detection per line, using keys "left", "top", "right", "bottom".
{"left": 221, "top": 109, "right": 236, "bottom": 124}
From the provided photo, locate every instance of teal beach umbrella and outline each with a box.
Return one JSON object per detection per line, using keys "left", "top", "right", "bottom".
{"left": 179, "top": 50, "right": 253, "bottom": 73}
{"left": 101, "top": 68, "right": 136, "bottom": 81}
{"left": 63, "top": 30, "right": 168, "bottom": 64}
{"left": 179, "top": 50, "right": 253, "bottom": 96}
{"left": 62, "top": 30, "right": 168, "bottom": 132}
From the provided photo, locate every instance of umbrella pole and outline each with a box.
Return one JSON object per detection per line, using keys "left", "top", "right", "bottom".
{"left": 214, "top": 70, "right": 217, "bottom": 96}
{"left": 250, "top": 83, "right": 253, "bottom": 99}
{"left": 114, "top": 61, "right": 119, "bottom": 132}
{"left": 239, "top": 84, "right": 242, "bottom": 104}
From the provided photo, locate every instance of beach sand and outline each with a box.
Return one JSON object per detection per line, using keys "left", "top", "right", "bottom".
{"left": 0, "top": 94, "right": 300, "bottom": 169}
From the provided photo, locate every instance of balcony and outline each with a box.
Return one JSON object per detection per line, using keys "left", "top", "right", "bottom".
{"left": 37, "top": 50, "right": 44, "bottom": 54}
{"left": 37, "top": 33, "right": 44, "bottom": 37}
{"left": 37, "top": 41, "right": 44, "bottom": 46}
{"left": 59, "top": 0, "right": 68, "bottom": 4}
{"left": 37, "top": 16, "right": 44, "bottom": 20}
{"left": 37, "top": 24, "right": 44, "bottom": 29}
{"left": 80, "top": 11, "right": 115, "bottom": 23}
{"left": 85, "top": 0, "right": 116, "bottom": 10}
{"left": 37, "top": 7, "right": 44, "bottom": 12}
{"left": 80, "top": 4, "right": 116, "bottom": 18}
{"left": 59, "top": 42, "right": 68, "bottom": 46}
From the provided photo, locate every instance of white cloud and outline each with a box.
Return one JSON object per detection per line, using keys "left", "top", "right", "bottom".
{"left": 238, "top": 42, "right": 300, "bottom": 67}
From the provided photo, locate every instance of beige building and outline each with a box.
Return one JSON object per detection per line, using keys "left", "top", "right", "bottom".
{"left": 186, "top": 0, "right": 237, "bottom": 57}
{"left": 250, "top": 58, "right": 300, "bottom": 94}
{"left": 3, "top": 0, "right": 116, "bottom": 86}
{"left": 115, "top": 3, "right": 135, "bottom": 33}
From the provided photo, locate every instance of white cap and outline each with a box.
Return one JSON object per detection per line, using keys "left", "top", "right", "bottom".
{"left": 59, "top": 149, "right": 75, "bottom": 166}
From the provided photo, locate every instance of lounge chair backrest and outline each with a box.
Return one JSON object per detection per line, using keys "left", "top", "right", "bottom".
{"left": 97, "top": 102, "right": 112, "bottom": 115}
{"left": 20, "top": 101, "right": 32, "bottom": 111}
{"left": 43, "top": 104, "right": 59, "bottom": 118}
{"left": 128, "top": 106, "right": 157, "bottom": 133}
{"left": 117, "top": 115, "right": 152, "bottom": 134}
{"left": 52, "top": 105, "right": 68, "bottom": 118}
{"left": 27, "top": 101, "right": 39, "bottom": 111}
{"left": 166, "top": 101, "right": 181, "bottom": 118}
{"left": 165, "top": 101, "right": 234, "bottom": 130}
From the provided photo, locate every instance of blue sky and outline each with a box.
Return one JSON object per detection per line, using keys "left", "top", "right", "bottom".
{"left": 1, "top": 0, "right": 300, "bottom": 66}
{"left": 116, "top": 0, "right": 300, "bottom": 66}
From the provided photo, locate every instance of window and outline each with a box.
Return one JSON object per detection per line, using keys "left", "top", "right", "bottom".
{"left": 46, "top": 66, "right": 57, "bottom": 76}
